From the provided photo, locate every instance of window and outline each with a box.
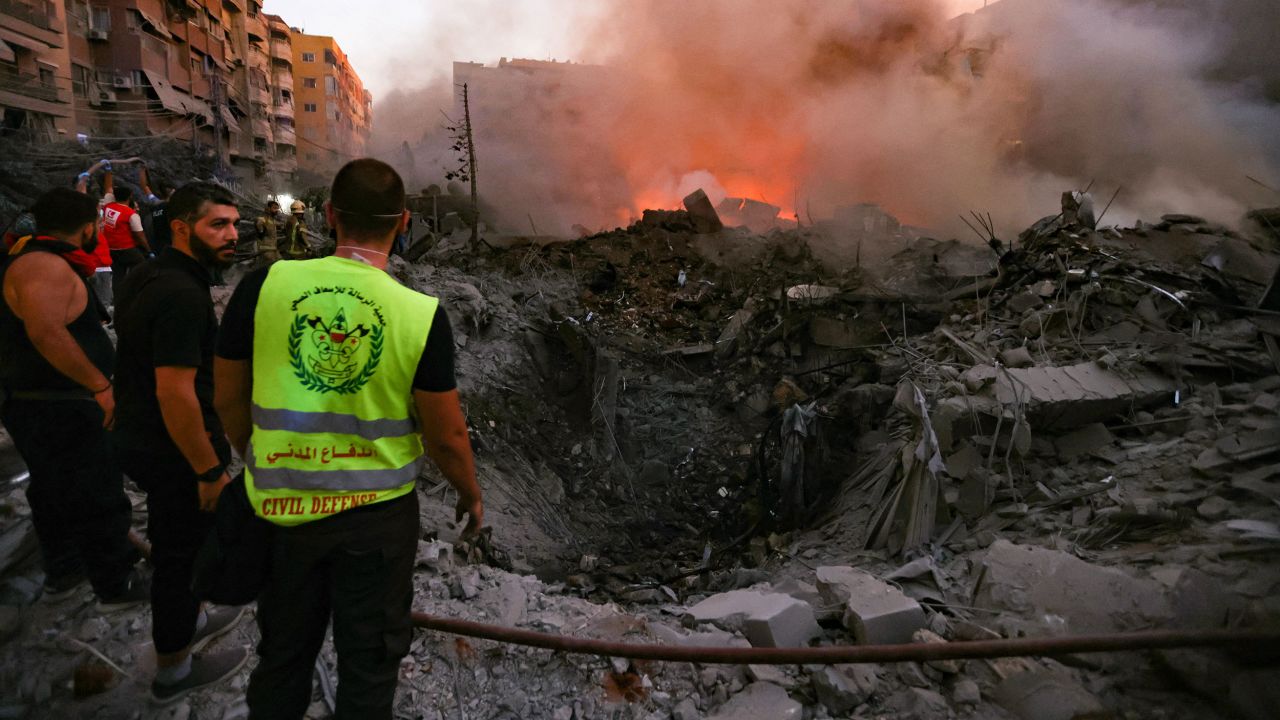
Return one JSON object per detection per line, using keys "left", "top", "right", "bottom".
{"left": 89, "top": 5, "right": 110, "bottom": 30}
{"left": 132, "top": 69, "right": 145, "bottom": 87}
{"left": 301, "top": 52, "right": 315, "bottom": 63}
{"left": 303, "top": 103, "right": 317, "bottom": 112}
{"left": 126, "top": 10, "right": 139, "bottom": 30}
{"left": 72, "top": 64, "right": 91, "bottom": 97}
{"left": 38, "top": 66, "right": 54, "bottom": 89}
{"left": 191, "top": 57, "right": 202, "bottom": 78}
{"left": 303, "top": 77, "right": 317, "bottom": 89}
{"left": 68, "top": 0, "right": 89, "bottom": 31}
{"left": 323, "top": 49, "right": 336, "bottom": 65}
{"left": 323, "top": 76, "right": 335, "bottom": 95}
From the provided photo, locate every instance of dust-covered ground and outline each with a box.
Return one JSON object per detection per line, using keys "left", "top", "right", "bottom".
{"left": 1, "top": 195, "right": 1279, "bottom": 719}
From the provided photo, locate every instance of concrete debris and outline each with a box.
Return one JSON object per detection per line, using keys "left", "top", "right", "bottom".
{"left": 975, "top": 539, "right": 1169, "bottom": 633}
{"left": 885, "top": 686, "right": 952, "bottom": 719}
{"left": 4, "top": 180, "right": 1277, "bottom": 720}
{"left": 815, "top": 566, "right": 926, "bottom": 644}
{"left": 683, "top": 189, "right": 725, "bottom": 234}
{"left": 809, "top": 663, "right": 879, "bottom": 714}
{"left": 952, "top": 678, "right": 981, "bottom": 705}
{"left": 988, "top": 361, "right": 1175, "bottom": 429}
{"left": 707, "top": 682, "right": 801, "bottom": 720}
{"left": 993, "top": 669, "right": 1107, "bottom": 720}
{"left": 685, "top": 590, "right": 821, "bottom": 648}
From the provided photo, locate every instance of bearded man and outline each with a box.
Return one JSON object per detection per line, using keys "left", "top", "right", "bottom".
{"left": 113, "top": 182, "right": 247, "bottom": 703}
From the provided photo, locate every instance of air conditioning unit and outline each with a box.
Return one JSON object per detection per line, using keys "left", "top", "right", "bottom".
{"left": 87, "top": 28, "right": 109, "bottom": 40}
{"left": 113, "top": 76, "right": 133, "bottom": 89}
{"left": 97, "top": 90, "right": 118, "bottom": 103}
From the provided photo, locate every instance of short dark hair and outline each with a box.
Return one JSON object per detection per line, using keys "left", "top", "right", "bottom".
{"left": 113, "top": 184, "right": 134, "bottom": 204}
{"left": 266, "top": 200, "right": 280, "bottom": 210}
{"left": 168, "top": 182, "right": 237, "bottom": 225}
{"left": 31, "top": 187, "right": 98, "bottom": 236}
{"left": 330, "top": 158, "right": 405, "bottom": 240}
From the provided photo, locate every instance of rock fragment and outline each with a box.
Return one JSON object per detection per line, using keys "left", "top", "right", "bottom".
{"left": 815, "top": 566, "right": 926, "bottom": 644}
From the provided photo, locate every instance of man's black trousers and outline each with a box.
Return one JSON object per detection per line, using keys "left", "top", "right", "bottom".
{"left": 109, "top": 248, "right": 145, "bottom": 298}
{"left": 119, "top": 447, "right": 213, "bottom": 654}
{"left": 247, "top": 491, "right": 418, "bottom": 720}
{"left": 1, "top": 397, "right": 135, "bottom": 595}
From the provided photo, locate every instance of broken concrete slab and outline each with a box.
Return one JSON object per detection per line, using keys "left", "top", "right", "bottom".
{"left": 707, "top": 682, "right": 801, "bottom": 720}
{"left": 1054, "top": 422, "right": 1115, "bottom": 460}
{"left": 885, "top": 687, "right": 951, "bottom": 719}
{"left": 715, "top": 302, "right": 757, "bottom": 360}
{"left": 683, "top": 189, "right": 724, "bottom": 234}
{"left": 815, "top": 566, "right": 926, "bottom": 644}
{"left": 684, "top": 590, "right": 820, "bottom": 648}
{"left": 987, "top": 361, "right": 1175, "bottom": 429}
{"left": 974, "top": 539, "right": 1170, "bottom": 633}
{"left": 810, "top": 664, "right": 878, "bottom": 714}
{"left": 994, "top": 669, "right": 1106, "bottom": 720}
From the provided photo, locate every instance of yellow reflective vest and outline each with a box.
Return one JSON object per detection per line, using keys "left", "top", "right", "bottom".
{"left": 246, "top": 256, "right": 438, "bottom": 525}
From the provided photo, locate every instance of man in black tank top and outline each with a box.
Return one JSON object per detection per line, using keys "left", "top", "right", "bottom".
{"left": 0, "top": 188, "right": 148, "bottom": 610}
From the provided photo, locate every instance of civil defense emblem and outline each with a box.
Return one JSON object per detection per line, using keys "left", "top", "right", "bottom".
{"left": 288, "top": 306, "right": 384, "bottom": 394}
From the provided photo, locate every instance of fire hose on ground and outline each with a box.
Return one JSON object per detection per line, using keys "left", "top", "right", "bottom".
{"left": 410, "top": 612, "right": 1280, "bottom": 665}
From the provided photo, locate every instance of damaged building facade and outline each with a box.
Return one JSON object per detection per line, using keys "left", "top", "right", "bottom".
{"left": 0, "top": 0, "right": 371, "bottom": 194}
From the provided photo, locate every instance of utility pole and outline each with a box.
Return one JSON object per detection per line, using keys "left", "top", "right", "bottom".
{"left": 462, "top": 82, "right": 478, "bottom": 246}
{"left": 210, "top": 67, "right": 225, "bottom": 176}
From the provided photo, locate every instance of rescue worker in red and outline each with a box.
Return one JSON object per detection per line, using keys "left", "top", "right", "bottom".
{"left": 100, "top": 183, "right": 153, "bottom": 296}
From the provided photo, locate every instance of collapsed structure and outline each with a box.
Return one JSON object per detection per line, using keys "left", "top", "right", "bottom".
{"left": 2, "top": 185, "right": 1277, "bottom": 718}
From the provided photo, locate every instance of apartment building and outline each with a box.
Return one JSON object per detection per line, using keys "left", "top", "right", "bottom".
{"left": 0, "top": 0, "right": 73, "bottom": 139}
{"left": 2, "top": 1, "right": 370, "bottom": 191}
{"left": 291, "top": 30, "right": 370, "bottom": 177}
{"left": 263, "top": 11, "right": 293, "bottom": 177}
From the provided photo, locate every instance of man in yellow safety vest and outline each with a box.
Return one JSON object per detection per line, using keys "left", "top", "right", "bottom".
{"left": 213, "top": 158, "right": 483, "bottom": 718}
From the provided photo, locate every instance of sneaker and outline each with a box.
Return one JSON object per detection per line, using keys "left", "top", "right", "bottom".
{"left": 150, "top": 648, "right": 249, "bottom": 705}
{"left": 42, "top": 573, "right": 88, "bottom": 603}
{"left": 96, "top": 569, "right": 151, "bottom": 613}
{"left": 190, "top": 606, "right": 246, "bottom": 652}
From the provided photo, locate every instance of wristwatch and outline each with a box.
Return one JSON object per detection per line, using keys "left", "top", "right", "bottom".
{"left": 196, "top": 465, "right": 226, "bottom": 483}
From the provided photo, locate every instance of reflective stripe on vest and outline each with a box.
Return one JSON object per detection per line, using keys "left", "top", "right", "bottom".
{"left": 245, "top": 256, "right": 438, "bottom": 526}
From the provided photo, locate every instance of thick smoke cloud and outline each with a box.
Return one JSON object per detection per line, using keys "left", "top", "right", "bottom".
{"left": 370, "top": 0, "right": 1280, "bottom": 237}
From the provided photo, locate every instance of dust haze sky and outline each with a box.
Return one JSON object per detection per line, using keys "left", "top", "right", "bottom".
{"left": 266, "top": 0, "right": 992, "bottom": 100}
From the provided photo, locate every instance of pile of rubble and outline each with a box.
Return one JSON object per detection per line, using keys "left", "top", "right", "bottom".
{"left": 0, "top": 137, "right": 219, "bottom": 220}
{"left": 1, "top": 187, "right": 1278, "bottom": 719}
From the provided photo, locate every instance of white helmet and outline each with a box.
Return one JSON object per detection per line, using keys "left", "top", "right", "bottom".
{"left": 290, "top": 200, "right": 305, "bottom": 213}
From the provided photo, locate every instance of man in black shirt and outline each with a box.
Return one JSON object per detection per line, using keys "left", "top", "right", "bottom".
{"left": 114, "top": 182, "right": 247, "bottom": 703}
{"left": 0, "top": 188, "right": 145, "bottom": 608}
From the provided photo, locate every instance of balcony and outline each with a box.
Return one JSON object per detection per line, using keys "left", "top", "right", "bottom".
{"left": 273, "top": 101, "right": 293, "bottom": 122}
{"left": 272, "top": 124, "right": 294, "bottom": 146}
{"left": 272, "top": 153, "right": 297, "bottom": 175}
{"left": 251, "top": 116, "right": 271, "bottom": 140}
{"left": 267, "top": 15, "right": 289, "bottom": 34}
{"left": 272, "top": 71, "right": 292, "bottom": 92}
{"left": 0, "top": 0, "right": 63, "bottom": 48}
{"left": 269, "top": 41, "right": 291, "bottom": 64}
{"left": 247, "top": 43, "right": 268, "bottom": 70}
{"left": 0, "top": 63, "right": 67, "bottom": 106}
{"left": 245, "top": 12, "right": 267, "bottom": 41}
